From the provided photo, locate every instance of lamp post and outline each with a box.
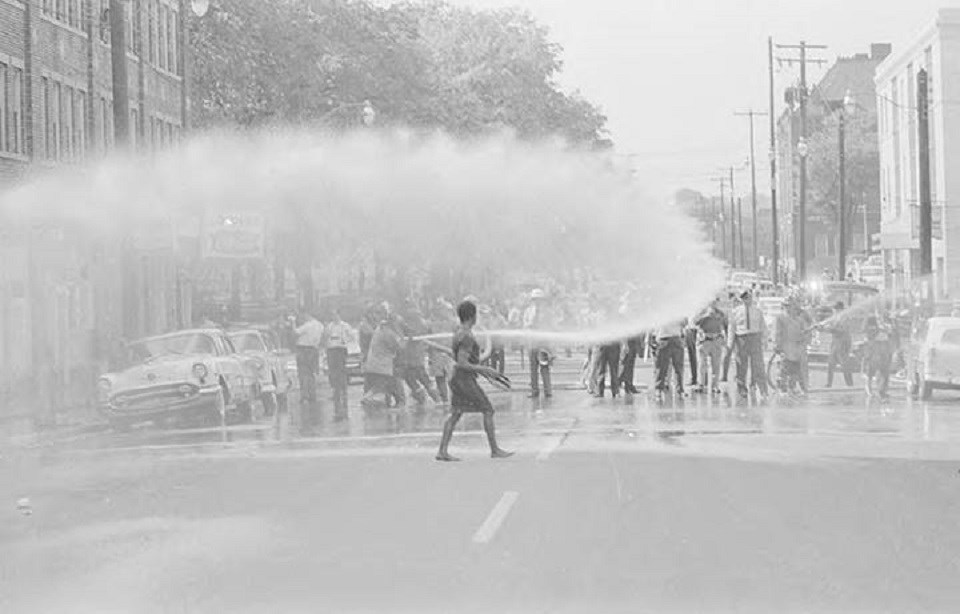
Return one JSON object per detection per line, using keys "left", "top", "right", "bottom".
{"left": 837, "top": 91, "right": 856, "bottom": 281}
{"left": 796, "top": 137, "right": 809, "bottom": 280}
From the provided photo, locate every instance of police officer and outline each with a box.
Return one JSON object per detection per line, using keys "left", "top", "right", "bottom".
{"left": 524, "top": 288, "right": 553, "bottom": 399}
{"left": 694, "top": 297, "right": 727, "bottom": 395}
{"left": 727, "top": 290, "right": 769, "bottom": 400}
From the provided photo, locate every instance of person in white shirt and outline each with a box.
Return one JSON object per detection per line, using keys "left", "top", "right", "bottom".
{"left": 654, "top": 318, "right": 687, "bottom": 399}
{"left": 321, "top": 309, "right": 356, "bottom": 420}
{"left": 727, "top": 290, "right": 769, "bottom": 399}
{"left": 294, "top": 313, "right": 324, "bottom": 408}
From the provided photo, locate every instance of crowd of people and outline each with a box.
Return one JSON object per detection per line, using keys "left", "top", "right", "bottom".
{"left": 277, "top": 278, "right": 927, "bottom": 432}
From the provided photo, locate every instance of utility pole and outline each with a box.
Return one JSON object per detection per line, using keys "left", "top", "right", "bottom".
{"left": 838, "top": 109, "right": 847, "bottom": 280}
{"left": 737, "top": 196, "right": 745, "bottom": 267}
{"left": 735, "top": 109, "right": 768, "bottom": 272}
{"left": 768, "top": 37, "right": 780, "bottom": 285}
{"left": 918, "top": 68, "right": 933, "bottom": 281}
{"left": 776, "top": 40, "right": 827, "bottom": 281}
{"left": 729, "top": 166, "right": 737, "bottom": 269}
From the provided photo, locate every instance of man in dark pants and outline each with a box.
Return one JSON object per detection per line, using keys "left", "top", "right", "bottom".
{"left": 293, "top": 312, "right": 324, "bottom": 430}
{"left": 728, "top": 290, "right": 769, "bottom": 399}
{"left": 321, "top": 309, "right": 354, "bottom": 420}
{"left": 619, "top": 335, "right": 643, "bottom": 394}
{"left": 824, "top": 301, "right": 854, "bottom": 388}
{"left": 654, "top": 319, "right": 686, "bottom": 400}
{"left": 684, "top": 323, "right": 699, "bottom": 389}
{"left": 524, "top": 288, "right": 553, "bottom": 399}
{"left": 597, "top": 340, "right": 622, "bottom": 398}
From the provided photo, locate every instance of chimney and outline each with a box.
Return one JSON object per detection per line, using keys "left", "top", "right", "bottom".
{"left": 871, "top": 43, "right": 892, "bottom": 61}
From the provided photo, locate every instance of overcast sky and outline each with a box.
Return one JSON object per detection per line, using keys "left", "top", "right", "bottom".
{"left": 449, "top": 0, "right": 960, "bottom": 200}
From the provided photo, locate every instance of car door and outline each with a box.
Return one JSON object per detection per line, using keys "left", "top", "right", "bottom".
{"left": 211, "top": 333, "right": 248, "bottom": 404}
{"left": 262, "top": 331, "right": 284, "bottom": 387}
{"left": 222, "top": 333, "right": 257, "bottom": 401}
{"left": 933, "top": 328, "right": 960, "bottom": 384}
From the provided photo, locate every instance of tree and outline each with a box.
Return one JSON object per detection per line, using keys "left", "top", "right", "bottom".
{"left": 805, "top": 109, "right": 880, "bottom": 242}
{"left": 190, "top": 0, "right": 610, "bottom": 147}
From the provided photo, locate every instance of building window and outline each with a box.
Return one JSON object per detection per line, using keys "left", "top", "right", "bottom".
{"left": 10, "top": 67, "right": 22, "bottom": 155}
{"left": 63, "top": 85, "right": 74, "bottom": 160}
{"left": 0, "top": 63, "right": 7, "bottom": 154}
{"left": 159, "top": 4, "right": 168, "bottom": 71}
{"left": 52, "top": 81, "right": 61, "bottom": 160}
{"left": 148, "top": 0, "right": 157, "bottom": 65}
{"left": 99, "top": 0, "right": 110, "bottom": 42}
{"left": 168, "top": 5, "right": 178, "bottom": 73}
{"left": 75, "top": 89, "right": 86, "bottom": 159}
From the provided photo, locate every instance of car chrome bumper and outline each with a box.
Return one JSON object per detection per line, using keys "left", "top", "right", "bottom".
{"left": 100, "top": 385, "right": 221, "bottom": 421}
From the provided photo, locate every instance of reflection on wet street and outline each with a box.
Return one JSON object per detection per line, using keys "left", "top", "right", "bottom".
{"left": 39, "top": 380, "right": 960, "bottom": 460}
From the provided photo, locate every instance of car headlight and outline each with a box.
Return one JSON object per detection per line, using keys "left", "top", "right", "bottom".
{"left": 97, "top": 378, "right": 112, "bottom": 401}
{"left": 192, "top": 363, "right": 209, "bottom": 381}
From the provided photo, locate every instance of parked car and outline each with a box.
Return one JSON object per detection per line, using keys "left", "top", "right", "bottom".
{"left": 907, "top": 317, "right": 960, "bottom": 400}
{"left": 98, "top": 329, "right": 260, "bottom": 430}
{"left": 757, "top": 296, "right": 785, "bottom": 345}
{"left": 228, "top": 327, "right": 296, "bottom": 414}
{"left": 806, "top": 282, "right": 880, "bottom": 363}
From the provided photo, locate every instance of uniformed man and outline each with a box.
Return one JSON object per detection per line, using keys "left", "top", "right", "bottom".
{"left": 694, "top": 297, "right": 727, "bottom": 395}
{"left": 524, "top": 288, "right": 553, "bottom": 399}
{"left": 727, "top": 290, "right": 769, "bottom": 399}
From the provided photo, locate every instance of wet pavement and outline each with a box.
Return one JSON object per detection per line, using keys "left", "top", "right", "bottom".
{"left": 3, "top": 364, "right": 960, "bottom": 612}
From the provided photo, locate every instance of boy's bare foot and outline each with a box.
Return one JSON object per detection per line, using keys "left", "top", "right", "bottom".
{"left": 490, "top": 449, "right": 515, "bottom": 459}
{"left": 435, "top": 453, "right": 461, "bottom": 462}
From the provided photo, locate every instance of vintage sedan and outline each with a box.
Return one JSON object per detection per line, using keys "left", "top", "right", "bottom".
{"left": 907, "top": 317, "right": 960, "bottom": 400}
{"left": 228, "top": 327, "right": 296, "bottom": 414}
{"left": 98, "top": 329, "right": 260, "bottom": 429}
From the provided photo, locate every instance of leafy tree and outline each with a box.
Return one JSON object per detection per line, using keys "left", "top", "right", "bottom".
{"left": 805, "top": 109, "right": 880, "bottom": 236}
{"left": 190, "top": 0, "right": 610, "bottom": 146}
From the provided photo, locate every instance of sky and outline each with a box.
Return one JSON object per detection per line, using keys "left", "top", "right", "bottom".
{"left": 449, "top": 0, "right": 960, "bottom": 200}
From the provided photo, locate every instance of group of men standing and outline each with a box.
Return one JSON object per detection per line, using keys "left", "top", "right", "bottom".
{"left": 650, "top": 291, "right": 769, "bottom": 401}
{"left": 292, "top": 310, "right": 356, "bottom": 423}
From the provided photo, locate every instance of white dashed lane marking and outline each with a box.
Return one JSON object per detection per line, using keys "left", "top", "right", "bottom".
{"left": 472, "top": 491, "right": 520, "bottom": 545}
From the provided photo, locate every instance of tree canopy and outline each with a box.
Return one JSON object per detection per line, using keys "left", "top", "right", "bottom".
{"left": 189, "top": 0, "right": 610, "bottom": 148}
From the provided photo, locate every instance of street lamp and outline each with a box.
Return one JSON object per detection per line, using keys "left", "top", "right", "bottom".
{"left": 362, "top": 100, "right": 376, "bottom": 127}
{"left": 190, "top": 0, "right": 210, "bottom": 17}
{"left": 837, "top": 90, "right": 856, "bottom": 281}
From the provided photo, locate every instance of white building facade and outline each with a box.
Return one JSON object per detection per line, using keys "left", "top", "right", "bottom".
{"left": 876, "top": 8, "right": 960, "bottom": 300}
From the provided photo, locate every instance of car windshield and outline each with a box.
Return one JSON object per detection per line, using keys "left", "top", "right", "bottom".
{"left": 230, "top": 332, "right": 267, "bottom": 352}
{"left": 941, "top": 329, "right": 960, "bottom": 346}
{"left": 129, "top": 333, "right": 217, "bottom": 361}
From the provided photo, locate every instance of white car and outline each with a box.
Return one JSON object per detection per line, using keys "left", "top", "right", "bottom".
{"left": 908, "top": 317, "right": 960, "bottom": 400}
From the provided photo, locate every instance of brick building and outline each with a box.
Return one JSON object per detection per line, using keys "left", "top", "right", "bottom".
{"left": 0, "top": 0, "right": 186, "bottom": 417}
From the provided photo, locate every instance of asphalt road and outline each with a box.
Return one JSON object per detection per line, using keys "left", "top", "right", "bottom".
{"left": 3, "top": 375, "right": 960, "bottom": 613}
